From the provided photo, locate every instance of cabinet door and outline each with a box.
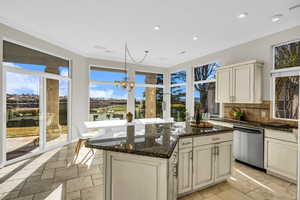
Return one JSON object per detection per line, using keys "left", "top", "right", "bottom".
{"left": 216, "top": 68, "right": 232, "bottom": 103}
{"left": 232, "top": 64, "right": 252, "bottom": 103}
{"left": 193, "top": 144, "right": 214, "bottom": 190}
{"left": 168, "top": 147, "right": 178, "bottom": 200}
{"left": 107, "top": 151, "right": 168, "bottom": 200}
{"left": 215, "top": 141, "right": 233, "bottom": 182}
{"left": 265, "top": 138, "right": 298, "bottom": 181}
{"left": 233, "top": 130, "right": 241, "bottom": 160}
{"left": 178, "top": 148, "right": 193, "bottom": 195}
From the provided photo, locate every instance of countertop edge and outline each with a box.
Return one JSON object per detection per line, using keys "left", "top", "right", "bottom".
{"left": 210, "top": 118, "right": 296, "bottom": 133}
{"left": 85, "top": 127, "right": 234, "bottom": 159}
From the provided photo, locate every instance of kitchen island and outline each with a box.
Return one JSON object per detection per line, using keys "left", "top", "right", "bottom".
{"left": 85, "top": 123, "right": 233, "bottom": 200}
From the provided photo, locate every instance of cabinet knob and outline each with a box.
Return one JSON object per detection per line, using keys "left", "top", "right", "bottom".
{"left": 212, "top": 137, "right": 220, "bottom": 141}
{"left": 182, "top": 141, "right": 192, "bottom": 146}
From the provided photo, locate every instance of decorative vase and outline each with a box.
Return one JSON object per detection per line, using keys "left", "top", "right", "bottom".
{"left": 126, "top": 112, "right": 133, "bottom": 122}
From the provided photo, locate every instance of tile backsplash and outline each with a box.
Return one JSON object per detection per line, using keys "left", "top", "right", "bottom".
{"left": 223, "top": 101, "right": 298, "bottom": 127}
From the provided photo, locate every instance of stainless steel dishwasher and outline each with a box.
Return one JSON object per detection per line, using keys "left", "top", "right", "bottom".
{"left": 233, "top": 125, "right": 264, "bottom": 169}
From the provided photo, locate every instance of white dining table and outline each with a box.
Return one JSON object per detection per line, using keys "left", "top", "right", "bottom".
{"left": 84, "top": 118, "right": 173, "bottom": 129}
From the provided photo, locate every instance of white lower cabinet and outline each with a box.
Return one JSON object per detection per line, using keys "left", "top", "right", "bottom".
{"left": 178, "top": 134, "right": 233, "bottom": 196}
{"left": 193, "top": 144, "right": 214, "bottom": 190}
{"left": 105, "top": 151, "right": 170, "bottom": 200}
{"left": 264, "top": 137, "right": 298, "bottom": 182}
{"left": 178, "top": 147, "right": 193, "bottom": 194}
{"left": 214, "top": 141, "right": 233, "bottom": 182}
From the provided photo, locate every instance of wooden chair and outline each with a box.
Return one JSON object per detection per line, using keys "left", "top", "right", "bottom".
{"left": 75, "top": 123, "right": 104, "bottom": 157}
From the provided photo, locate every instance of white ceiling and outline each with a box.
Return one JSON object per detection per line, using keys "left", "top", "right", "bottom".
{"left": 0, "top": 0, "right": 300, "bottom": 67}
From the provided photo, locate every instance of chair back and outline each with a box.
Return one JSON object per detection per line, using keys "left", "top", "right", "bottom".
{"left": 76, "top": 122, "right": 88, "bottom": 139}
{"left": 135, "top": 118, "right": 168, "bottom": 124}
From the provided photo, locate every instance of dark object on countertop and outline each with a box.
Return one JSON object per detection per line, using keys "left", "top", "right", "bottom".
{"left": 230, "top": 107, "right": 242, "bottom": 120}
{"left": 195, "top": 110, "right": 202, "bottom": 124}
{"left": 126, "top": 112, "right": 133, "bottom": 122}
{"left": 190, "top": 121, "right": 214, "bottom": 128}
{"left": 233, "top": 111, "right": 244, "bottom": 121}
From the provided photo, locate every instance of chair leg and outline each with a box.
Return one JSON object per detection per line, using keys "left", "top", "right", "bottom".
{"left": 77, "top": 139, "right": 87, "bottom": 155}
{"left": 75, "top": 139, "right": 83, "bottom": 157}
{"left": 77, "top": 139, "right": 83, "bottom": 155}
{"left": 74, "top": 140, "right": 80, "bottom": 154}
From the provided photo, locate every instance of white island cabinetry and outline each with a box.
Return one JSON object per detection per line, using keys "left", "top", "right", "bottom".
{"left": 85, "top": 124, "right": 233, "bottom": 200}
{"left": 178, "top": 132, "right": 233, "bottom": 197}
{"left": 104, "top": 146, "right": 178, "bottom": 200}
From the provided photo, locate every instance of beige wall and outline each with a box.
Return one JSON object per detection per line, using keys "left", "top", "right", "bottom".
{"left": 170, "top": 25, "right": 300, "bottom": 100}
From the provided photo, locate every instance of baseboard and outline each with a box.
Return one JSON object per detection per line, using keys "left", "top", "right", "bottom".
{"left": 267, "top": 170, "right": 297, "bottom": 184}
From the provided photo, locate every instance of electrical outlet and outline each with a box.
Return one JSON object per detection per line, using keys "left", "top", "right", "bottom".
{"left": 261, "top": 111, "right": 266, "bottom": 118}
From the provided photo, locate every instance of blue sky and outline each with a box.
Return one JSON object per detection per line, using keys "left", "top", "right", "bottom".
{"left": 90, "top": 69, "right": 150, "bottom": 84}
{"left": 5, "top": 62, "right": 68, "bottom": 96}
{"left": 90, "top": 70, "right": 158, "bottom": 100}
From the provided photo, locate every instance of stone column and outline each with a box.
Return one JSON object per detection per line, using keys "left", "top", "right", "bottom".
{"left": 45, "top": 65, "right": 60, "bottom": 140}
{"left": 145, "top": 74, "right": 157, "bottom": 118}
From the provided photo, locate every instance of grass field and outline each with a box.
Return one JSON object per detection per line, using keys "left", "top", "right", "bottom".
{"left": 7, "top": 126, "right": 68, "bottom": 138}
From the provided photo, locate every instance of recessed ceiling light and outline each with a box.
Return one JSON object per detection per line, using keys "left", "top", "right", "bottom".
{"left": 193, "top": 35, "right": 198, "bottom": 41}
{"left": 272, "top": 14, "right": 283, "bottom": 22}
{"left": 237, "top": 12, "right": 248, "bottom": 19}
{"left": 94, "top": 45, "right": 106, "bottom": 50}
{"left": 154, "top": 25, "right": 160, "bottom": 30}
{"left": 179, "top": 51, "right": 186, "bottom": 55}
{"left": 105, "top": 50, "right": 112, "bottom": 53}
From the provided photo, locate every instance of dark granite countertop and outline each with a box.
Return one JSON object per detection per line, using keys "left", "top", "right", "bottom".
{"left": 85, "top": 123, "right": 233, "bottom": 159}
{"left": 210, "top": 118, "right": 297, "bottom": 132}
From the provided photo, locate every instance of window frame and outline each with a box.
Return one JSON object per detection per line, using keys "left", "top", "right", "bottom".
{"left": 271, "top": 39, "right": 300, "bottom": 121}
{"left": 134, "top": 71, "right": 164, "bottom": 119}
{"left": 272, "top": 38, "right": 300, "bottom": 73}
{"left": 88, "top": 65, "right": 165, "bottom": 121}
{"left": 193, "top": 62, "right": 220, "bottom": 118}
{"left": 271, "top": 74, "right": 299, "bottom": 122}
{"left": 170, "top": 69, "right": 187, "bottom": 122}
{"left": 88, "top": 65, "right": 129, "bottom": 121}
{"left": 1, "top": 38, "right": 72, "bottom": 166}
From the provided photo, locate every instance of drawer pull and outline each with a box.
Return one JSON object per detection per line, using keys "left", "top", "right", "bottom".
{"left": 212, "top": 137, "right": 220, "bottom": 141}
{"left": 182, "top": 141, "right": 192, "bottom": 146}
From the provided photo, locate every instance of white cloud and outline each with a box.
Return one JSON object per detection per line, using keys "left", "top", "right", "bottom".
{"left": 3, "top": 62, "right": 21, "bottom": 68}
{"left": 90, "top": 89, "right": 114, "bottom": 98}
{"left": 59, "top": 67, "right": 69, "bottom": 77}
{"left": 6, "top": 72, "right": 40, "bottom": 95}
{"left": 90, "top": 88, "right": 128, "bottom": 99}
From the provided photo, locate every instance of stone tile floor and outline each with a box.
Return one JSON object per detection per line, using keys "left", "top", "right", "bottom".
{"left": 0, "top": 142, "right": 297, "bottom": 200}
{"left": 0, "top": 143, "right": 103, "bottom": 200}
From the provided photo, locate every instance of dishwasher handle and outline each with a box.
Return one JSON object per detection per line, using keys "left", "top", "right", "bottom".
{"left": 234, "top": 128, "right": 262, "bottom": 134}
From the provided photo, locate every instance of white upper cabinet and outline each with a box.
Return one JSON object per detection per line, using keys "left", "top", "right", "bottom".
{"left": 216, "top": 68, "right": 232, "bottom": 103}
{"left": 216, "top": 60, "right": 263, "bottom": 103}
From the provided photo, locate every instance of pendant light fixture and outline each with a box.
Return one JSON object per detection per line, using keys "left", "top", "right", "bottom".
{"left": 115, "top": 42, "right": 149, "bottom": 91}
